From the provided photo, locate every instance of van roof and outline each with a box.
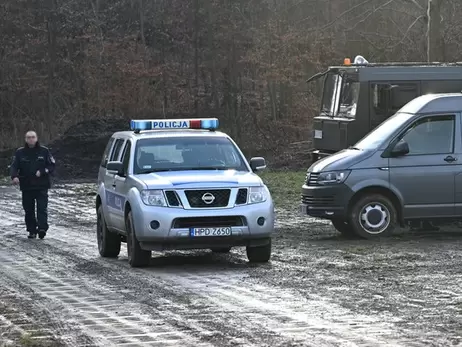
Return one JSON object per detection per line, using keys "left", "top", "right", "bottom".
{"left": 399, "top": 93, "right": 462, "bottom": 114}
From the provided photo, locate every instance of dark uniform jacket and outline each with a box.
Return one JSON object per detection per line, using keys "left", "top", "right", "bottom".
{"left": 10, "top": 143, "right": 56, "bottom": 191}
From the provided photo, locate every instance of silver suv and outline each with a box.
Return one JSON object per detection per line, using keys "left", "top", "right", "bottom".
{"left": 96, "top": 118, "right": 274, "bottom": 267}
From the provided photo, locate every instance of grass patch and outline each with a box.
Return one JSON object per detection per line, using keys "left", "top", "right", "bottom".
{"left": 259, "top": 170, "right": 306, "bottom": 209}
{"left": 18, "top": 333, "right": 59, "bottom": 347}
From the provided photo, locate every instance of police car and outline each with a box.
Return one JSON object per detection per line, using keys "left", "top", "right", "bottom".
{"left": 96, "top": 118, "right": 274, "bottom": 267}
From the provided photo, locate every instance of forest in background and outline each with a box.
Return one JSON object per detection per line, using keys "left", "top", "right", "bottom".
{"left": 0, "top": 0, "right": 460, "bottom": 163}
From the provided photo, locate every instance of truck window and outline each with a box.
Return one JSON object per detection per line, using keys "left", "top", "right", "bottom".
{"left": 100, "top": 138, "right": 115, "bottom": 168}
{"left": 109, "top": 139, "right": 125, "bottom": 162}
{"left": 121, "top": 141, "right": 132, "bottom": 174}
{"left": 400, "top": 115, "right": 455, "bottom": 155}
{"left": 372, "top": 83, "right": 418, "bottom": 115}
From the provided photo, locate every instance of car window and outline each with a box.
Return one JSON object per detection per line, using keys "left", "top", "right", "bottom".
{"left": 121, "top": 141, "right": 132, "bottom": 174}
{"left": 134, "top": 136, "right": 248, "bottom": 174}
{"left": 101, "top": 137, "right": 115, "bottom": 168}
{"left": 400, "top": 115, "right": 455, "bottom": 155}
{"left": 109, "top": 139, "right": 125, "bottom": 161}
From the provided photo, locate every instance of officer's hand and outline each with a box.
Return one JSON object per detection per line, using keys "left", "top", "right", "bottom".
{"left": 36, "top": 170, "right": 41, "bottom": 177}
{"left": 12, "top": 177, "right": 19, "bottom": 185}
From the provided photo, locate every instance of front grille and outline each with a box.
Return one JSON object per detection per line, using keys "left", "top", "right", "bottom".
{"left": 301, "top": 194, "right": 334, "bottom": 206}
{"left": 165, "top": 190, "right": 181, "bottom": 207}
{"left": 173, "top": 216, "right": 246, "bottom": 228}
{"left": 185, "top": 189, "right": 230, "bottom": 208}
{"left": 306, "top": 172, "right": 319, "bottom": 186}
{"left": 235, "top": 188, "right": 248, "bottom": 205}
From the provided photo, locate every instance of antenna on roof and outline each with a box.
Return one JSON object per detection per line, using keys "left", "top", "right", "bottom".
{"left": 354, "top": 55, "right": 369, "bottom": 65}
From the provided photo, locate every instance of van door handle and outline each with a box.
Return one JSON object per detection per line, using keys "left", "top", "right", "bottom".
{"left": 444, "top": 156, "right": 457, "bottom": 163}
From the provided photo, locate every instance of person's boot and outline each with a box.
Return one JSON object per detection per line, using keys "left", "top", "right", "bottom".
{"left": 38, "top": 230, "right": 46, "bottom": 239}
{"left": 27, "top": 231, "right": 37, "bottom": 239}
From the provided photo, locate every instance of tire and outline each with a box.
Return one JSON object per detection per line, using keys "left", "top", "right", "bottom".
{"left": 331, "top": 219, "right": 358, "bottom": 238}
{"left": 211, "top": 247, "right": 232, "bottom": 253}
{"left": 246, "top": 239, "right": 271, "bottom": 263}
{"left": 348, "top": 194, "right": 397, "bottom": 239}
{"left": 126, "top": 211, "right": 151, "bottom": 267}
{"left": 97, "top": 206, "right": 121, "bottom": 258}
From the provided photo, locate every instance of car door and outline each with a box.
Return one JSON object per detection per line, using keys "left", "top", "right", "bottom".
{"left": 111, "top": 140, "right": 132, "bottom": 231}
{"left": 104, "top": 138, "right": 126, "bottom": 228}
{"left": 388, "top": 114, "right": 459, "bottom": 218}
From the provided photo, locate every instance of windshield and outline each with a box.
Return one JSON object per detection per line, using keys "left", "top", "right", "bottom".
{"left": 134, "top": 136, "right": 248, "bottom": 174}
{"left": 354, "top": 112, "right": 415, "bottom": 150}
{"left": 321, "top": 73, "right": 359, "bottom": 118}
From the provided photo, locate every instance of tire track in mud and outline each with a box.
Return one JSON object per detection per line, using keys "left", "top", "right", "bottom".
{"left": 0, "top": 185, "right": 416, "bottom": 346}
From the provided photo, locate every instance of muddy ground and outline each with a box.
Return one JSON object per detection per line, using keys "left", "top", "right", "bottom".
{"left": 1, "top": 182, "right": 462, "bottom": 346}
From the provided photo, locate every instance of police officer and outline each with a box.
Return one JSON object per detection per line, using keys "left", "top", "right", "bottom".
{"left": 10, "top": 131, "right": 55, "bottom": 239}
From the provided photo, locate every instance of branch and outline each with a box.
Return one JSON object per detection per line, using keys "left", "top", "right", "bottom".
{"left": 298, "top": 0, "right": 376, "bottom": 31}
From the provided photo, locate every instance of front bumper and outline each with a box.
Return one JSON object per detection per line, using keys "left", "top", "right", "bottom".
{"left": 300, "top": 183, "right": 353, "bottom": 220}
{"left": 131, "top": 198, "right": 274, "bottom": 250}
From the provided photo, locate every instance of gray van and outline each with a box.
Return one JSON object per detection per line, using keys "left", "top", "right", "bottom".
{"left": 300, "top": 93, "right": 462, "bottom": 238}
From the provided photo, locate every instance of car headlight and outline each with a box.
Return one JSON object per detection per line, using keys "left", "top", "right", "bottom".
{"left": 140, "top": 190, "right": 167, "bottom": 206}
{"left": 317, "top": 170, "right": 350, "bottom": 185}
{"left": 248, "top": 186, "right": 267, "bottom": 204}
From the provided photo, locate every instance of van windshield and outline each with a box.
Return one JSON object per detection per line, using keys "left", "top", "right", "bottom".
{"left": 354, "top": 112, "right": 415, "bottom": 150}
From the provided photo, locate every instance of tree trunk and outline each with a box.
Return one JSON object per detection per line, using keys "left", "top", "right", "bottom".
{"left": 427, "top": 0, "right": 444, "bottom": 62}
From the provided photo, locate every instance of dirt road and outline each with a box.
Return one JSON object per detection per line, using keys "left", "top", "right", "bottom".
{"left": 1, "top": 184, "right": 462, "bottom": 346}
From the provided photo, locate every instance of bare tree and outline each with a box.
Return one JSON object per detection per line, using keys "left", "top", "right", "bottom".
{"left": 427, "top": 0, "right": 444, "bottom": 61}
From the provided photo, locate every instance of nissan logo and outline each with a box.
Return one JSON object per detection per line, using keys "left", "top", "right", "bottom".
{"left": 201, "top": 193, "right": 215, "bottom": 204}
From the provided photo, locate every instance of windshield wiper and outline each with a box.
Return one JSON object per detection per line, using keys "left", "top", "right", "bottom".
{"left": 188, "top": 167, "right": 232, "bottom": 171}
{"left": 348, "top": 146, "right": 360, "bottom": 150}
{"left": 138, "top": 168, "right": 174, "bottom": 174}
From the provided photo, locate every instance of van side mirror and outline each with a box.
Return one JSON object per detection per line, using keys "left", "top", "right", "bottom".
{"left": 107, "top": 161, "right": 124, "bottom": 176}
{"left": 391, "top": 140, "right": 409, "bottom": 157}
{"left": 249, "top": 157, "right": 266, "bottom": 172}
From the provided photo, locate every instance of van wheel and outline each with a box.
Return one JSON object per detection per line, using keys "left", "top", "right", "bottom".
{"left": 246, "top": 239, "right": 271, "bottom": 263}
{"left": 331, "top": 219, "right": 358, "bottom": 239}
{"left": 126, "top": 211, "right": 151, "bottom": 267}
{"left": 349, "top": 194, "right": 397, "bottom": 239}
{"left": 97, "top": 206, "right": 121, "bottom": 258}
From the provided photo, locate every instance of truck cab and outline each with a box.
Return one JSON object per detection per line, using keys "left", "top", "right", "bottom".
{"left": 310, "top": 56, "right": 462, "bottom": 163}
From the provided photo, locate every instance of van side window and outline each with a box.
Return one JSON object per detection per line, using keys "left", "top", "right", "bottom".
{"left": 400, "top": 115, "right": 455, "bottom": 155}
{"left": 110, "top": 139, "right": 125, "bottom": 162}
{"left": 101, "top": 138, "right": 115, "bottom": 168}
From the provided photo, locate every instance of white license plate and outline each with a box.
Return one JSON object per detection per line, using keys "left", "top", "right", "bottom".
{"left": 190, "top": 227, "right": 232, "bottom": 237}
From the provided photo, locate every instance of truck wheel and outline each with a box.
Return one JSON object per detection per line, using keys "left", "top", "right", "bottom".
{"left": 246, "top": 239, "right": 271, "bottom": 263}
{"left": 348, "top": 194, "right": 397, "bottom": 239}
{"left": 126, "top": 211, "right": 151, "bottom": 267}
{"left": 97, "top": 206, "right": 121, "bottom": 258}
{"left": 211, "top": 247, "right": 231, "bottom": 253}
{"left": 331, "top": 219, "right": 358, "bottom": 239}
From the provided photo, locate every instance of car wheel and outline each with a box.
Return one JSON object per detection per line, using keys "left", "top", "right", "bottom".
{"left": 348, "top": 194, "right": 397, "bottom": 239}
{"left": 246, "top": 239, "right": 271, "bottom": 263}
{"left": 331, "top": 219, "right": 358, "bottom": 239}
{"left": 97, "top": 206, "right": 121, "bottom": 258}
{"left": 211, "top": 247, "right": 231, "bottom": 253}
{"left": 126, "top": 211, "right": 151, "bottom": 267}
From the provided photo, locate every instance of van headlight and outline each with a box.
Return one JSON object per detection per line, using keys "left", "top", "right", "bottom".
{"left": 141, "top": 190, "right": 167, "bottom": 206}
{"left": 248, "top": 186, "right": 267, "bottom": 204}
{"left": 317, "top": 170, "right": 350, "bottom": 185}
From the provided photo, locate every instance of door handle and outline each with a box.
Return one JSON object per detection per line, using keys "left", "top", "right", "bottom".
{"left": 444, "top": 155, "right": 457, "bottom": 163}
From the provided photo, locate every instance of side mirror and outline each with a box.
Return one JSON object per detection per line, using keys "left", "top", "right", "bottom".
{"left": 391, "top": 140, "right": 409, "bottom": 157}
{"left": 106, "top": 161, "right": 124, "bottom": 176}
{"left": 249, "top": 157, "right": 266, "bottom": 172}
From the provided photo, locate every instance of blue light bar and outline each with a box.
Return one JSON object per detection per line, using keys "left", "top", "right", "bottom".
{"left": 130, "top": 118, "right": 219, "bottom": 131}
